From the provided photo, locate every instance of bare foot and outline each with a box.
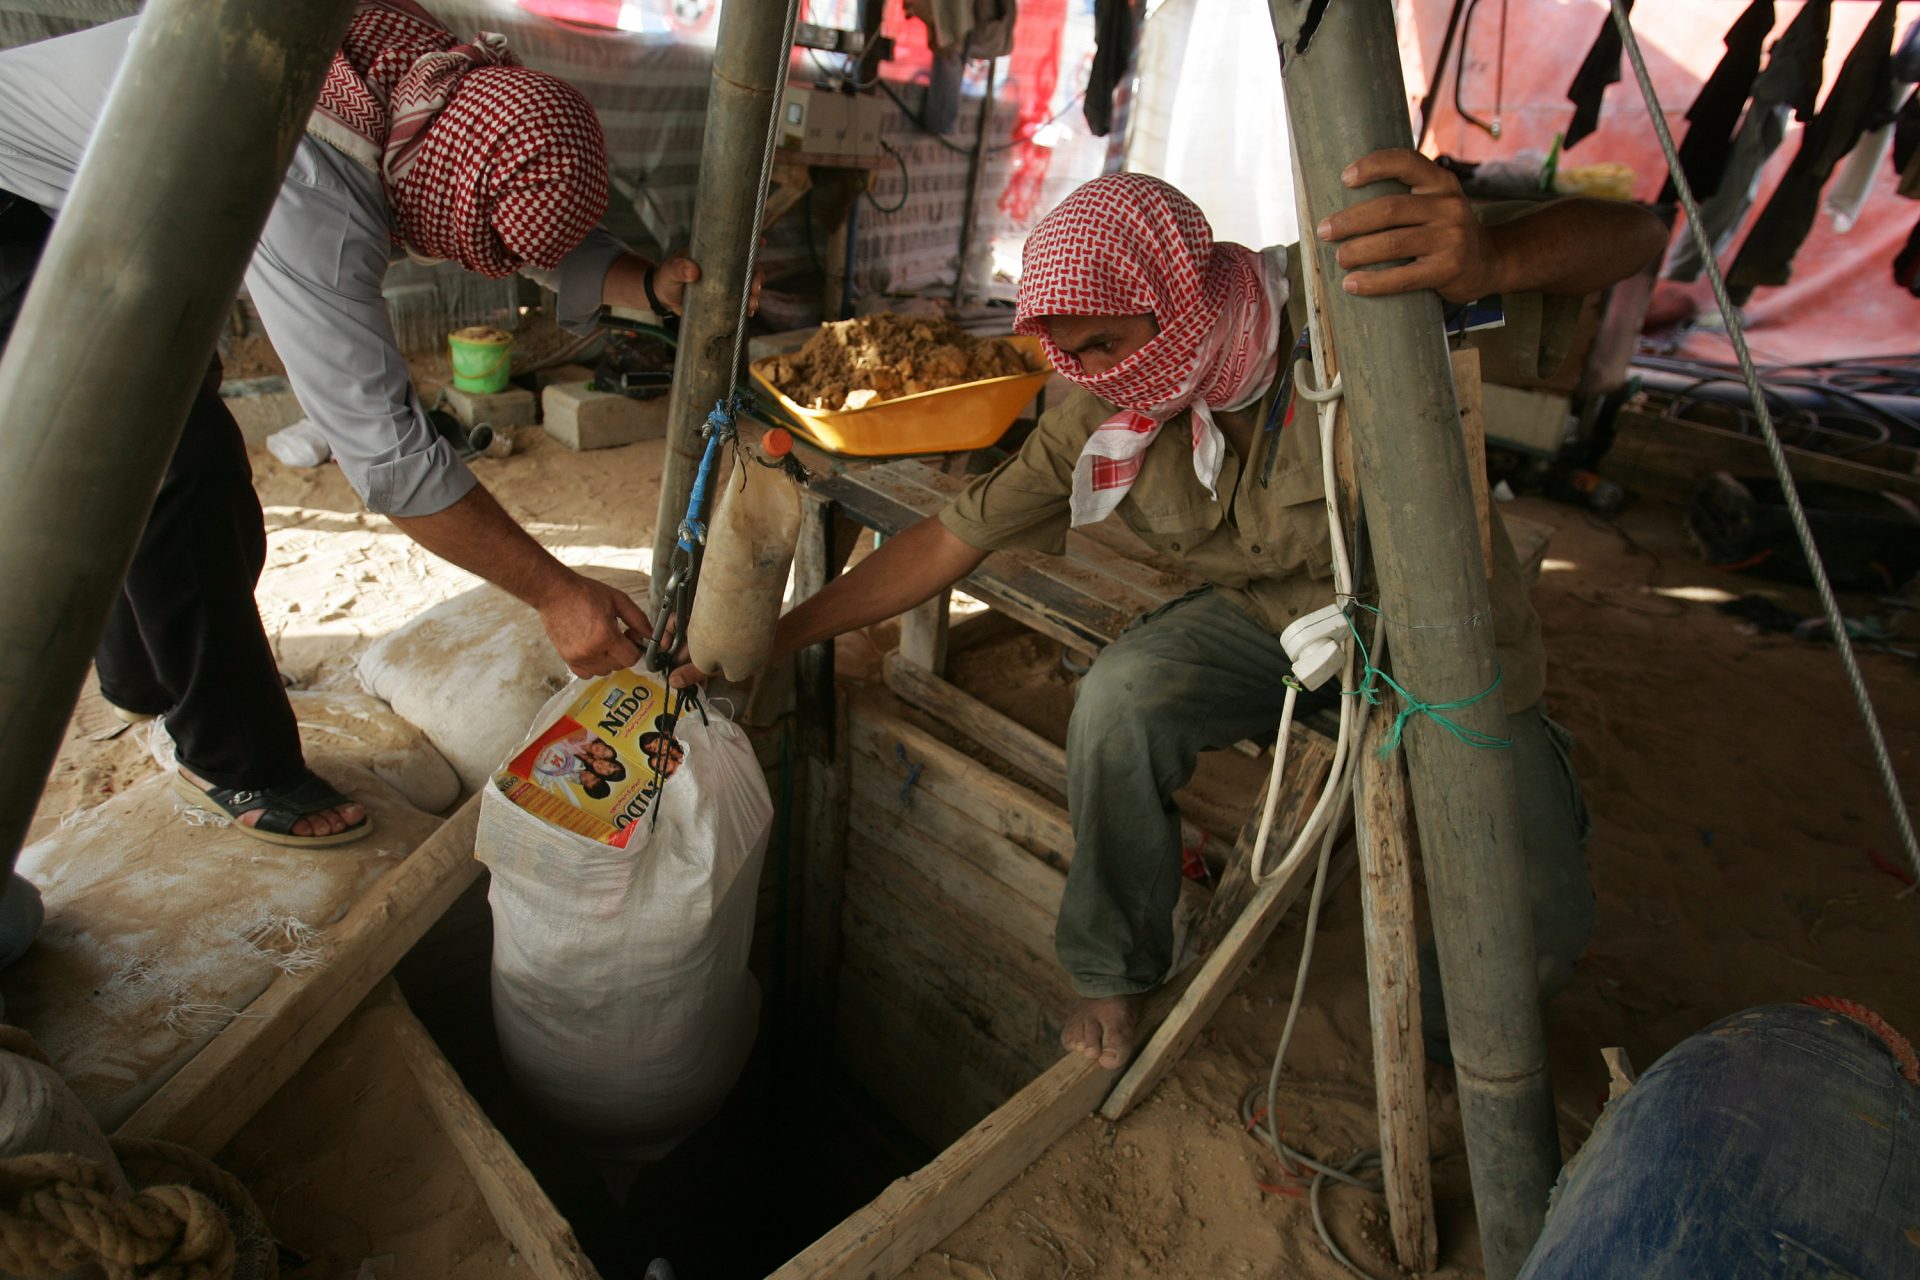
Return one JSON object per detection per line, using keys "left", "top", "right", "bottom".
{"left": 1061, "top": 994, "right": 1144, "bottom": 1069}
{"left": 177, "top": 766, "right": 366, "bottom": 839}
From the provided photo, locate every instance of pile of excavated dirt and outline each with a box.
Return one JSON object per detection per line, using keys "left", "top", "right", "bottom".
{"left": 754, "top": 314, "right": 1032, "bottom": 411}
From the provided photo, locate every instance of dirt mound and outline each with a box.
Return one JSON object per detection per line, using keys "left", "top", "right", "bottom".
{"left": 754, "top": 314, "right": 1032, "bottom": 411}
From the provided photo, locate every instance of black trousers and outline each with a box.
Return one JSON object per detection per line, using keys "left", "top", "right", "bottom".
{"left": 0, "top": 192, "right": 304, "bottom": 790}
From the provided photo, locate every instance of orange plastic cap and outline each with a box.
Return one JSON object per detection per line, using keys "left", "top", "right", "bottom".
{"left": 761, "top": 427, "right": 793, "bottom": 458}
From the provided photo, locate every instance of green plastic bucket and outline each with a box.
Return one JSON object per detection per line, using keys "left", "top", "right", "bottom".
{"left": 448, "top": 326, "right": 512, "bottom": 395}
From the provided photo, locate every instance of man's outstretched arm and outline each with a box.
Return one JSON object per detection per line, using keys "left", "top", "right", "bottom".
{"left": 391, "top": 486, "right": 653, "bottom": 679}
{"left": 1317, "top": 148, "right": 1667, "bottom": 303}
{"left": 669, "top": 514, "right": 987, "bottom": 687}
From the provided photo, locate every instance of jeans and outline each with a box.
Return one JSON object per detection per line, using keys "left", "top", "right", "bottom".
{"left": 1519, "top": 1003, "right": 1920, "bottom": 1280}
{"left": 1058, "top": 587, "right": 1596, "bottom": 1014}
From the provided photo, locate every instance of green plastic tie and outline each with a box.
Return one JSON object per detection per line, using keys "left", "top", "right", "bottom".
{"left": 1342, "top": 604, "right": 1511, "bottom": 757}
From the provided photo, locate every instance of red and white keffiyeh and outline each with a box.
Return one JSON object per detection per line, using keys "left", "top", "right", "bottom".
{"left": 307, "top": 0, "right": 608, "bottom": 278}
{"left": 1014, "top": 173, "right": 1288, "bottom": 526}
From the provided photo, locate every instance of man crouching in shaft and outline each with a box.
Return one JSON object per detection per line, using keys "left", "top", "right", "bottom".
{"left": 677, "top": 150, "right": 1666, "bottom": 1068}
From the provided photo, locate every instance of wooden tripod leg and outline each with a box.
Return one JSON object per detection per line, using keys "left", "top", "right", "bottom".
{"left": 1355, "top": 712, "right": 1439, "bottom": 1274}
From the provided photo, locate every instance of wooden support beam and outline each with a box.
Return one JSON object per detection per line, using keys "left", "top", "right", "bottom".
{"left": 364, "top": 981, "right": 600, "bottom": 1280}
{"left": 884, "top": 652, "right": 1067, "bottom": 795}
{"left": 1355, "top": 714, "right": 1438, "bottom": 1275}
{"left": 1100, "top": 731, "right": 1341, "bottom": 1122}
{"left": 769, "top": 1051, "right": 1120, "bottom": 1280}
{"left": 848, "top": 703, "right": 1073, "bottom": 866}
{"left": 881, "top": 655, "right": 1235, "bottom": 864}
{"left": 793, "top": 492, "right": 853, "bottom": 1046}
{"left": 117, "top": 796, "right": 482, "bottom": 1155}
{"left": 897, "top": 591, "right": 951, "bottom": 674}
{"left": 1190, "top": 731, "right": 1339, "bottom": 958}
{"left": 1452, "top": 347, "right": 1494, "bottom": 580}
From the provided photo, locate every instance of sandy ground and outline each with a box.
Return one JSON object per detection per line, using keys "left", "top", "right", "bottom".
{"left": 26, "top": 420, "right": 1920, "bottom": 1278}
{"left": 901, "top": 502, "right": 1920, "bottom": 1280}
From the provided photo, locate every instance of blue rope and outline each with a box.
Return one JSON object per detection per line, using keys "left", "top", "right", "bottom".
{"left": 1343, "top": 604, "right": 1510, "bottom": 756}
{"left": 676, "top": 395, "right": 752, "bottom": 553}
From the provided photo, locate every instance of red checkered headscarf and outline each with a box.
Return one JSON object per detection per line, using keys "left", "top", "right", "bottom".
{"left": 1015, "top": 173, "right": 1287, "bottom": 526}
{"left": 307, "top": 0, "right": 608, "bottom": 278}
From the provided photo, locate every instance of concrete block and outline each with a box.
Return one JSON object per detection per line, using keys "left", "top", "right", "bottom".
{"left": 528, "top": 362, "right": 596, "bottom": 393}
{"left": 541, "top": 380, "right": 669, "bottom": 451}
{"left": 443, "top": 384, "right": 536, "bottom": 430}
{"left": 220, "top": 377, "right": 305, "bottom": 445}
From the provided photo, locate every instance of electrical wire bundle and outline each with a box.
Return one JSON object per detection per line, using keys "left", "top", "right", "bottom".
{"left": 1631, "top": 349, "right": 1920, "bottom": 458}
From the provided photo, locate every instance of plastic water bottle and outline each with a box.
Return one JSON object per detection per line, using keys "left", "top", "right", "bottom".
{"left": 686, "top": 430, "right": 803, "bottom": 680}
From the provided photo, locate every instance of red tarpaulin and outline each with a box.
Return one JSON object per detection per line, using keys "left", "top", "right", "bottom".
{"left": 1407, "top": 0, "right": 1920, "bottom": 363}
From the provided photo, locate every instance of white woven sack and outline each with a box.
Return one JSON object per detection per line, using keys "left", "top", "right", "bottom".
{"left": 477, "top": 684, "right": 771, "bottom": 1161}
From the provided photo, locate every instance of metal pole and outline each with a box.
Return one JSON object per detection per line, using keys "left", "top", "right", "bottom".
{"left": 649, "top": 0, "right": 800, "bottom": 610}
{"left": 952, "top": 57, "right": 998, "bottom": 307}
{"left": 1270, "top": 2, "right": 1558, "bottom": 1275}
{"left": 0, "top": 0, "right": 356, "bottom": 868}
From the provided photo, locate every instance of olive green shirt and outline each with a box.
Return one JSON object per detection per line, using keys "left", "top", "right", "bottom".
{"left": 941, "top": 212, "right": 1579, "bottom": 713}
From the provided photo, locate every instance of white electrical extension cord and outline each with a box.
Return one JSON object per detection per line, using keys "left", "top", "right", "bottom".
{"left": 1247, "top": 349, "right": 1360, "bottom": 885}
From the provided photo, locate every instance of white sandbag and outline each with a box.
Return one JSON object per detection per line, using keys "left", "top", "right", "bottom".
{"left": 289, "top": 690, "right": 461, "bottom": 814}
{"left": 5, "top": 762, "right": 442, "bottom": 1129}
{"left": 265, "top": 417, "right": 331, "bottom": 467}
{"left": 356, "top": 568, "right": 648, "bottom": 792}
{"left": 476, "top": 672, "right": 770, "bottom": 1161}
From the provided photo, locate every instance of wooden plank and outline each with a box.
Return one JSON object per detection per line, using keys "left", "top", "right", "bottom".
{"left": 1600, "top": 407, "right": 1920, "bottom": 507}
{"left": 881, "top": 654, "right": 1235, "bottom": 860}
{"left": 885, "top": 652, "right": 1069, "bottom": 796}
{"left": 767, "top": 1052, "right": 1119, "bottom": 1280}
{"left": 1191, "top": 730, "right": 1340, "bottom": 958}
{"left": 840, "top": 855, "right": 1067, "bottom": 1074}
{"left": 898, "top": 592, "right": 950, "bottom": 673}
{"left": 851, "top": 698, "right": 1216, "bottom": 935}
{"left": 848, "top": 744, "right": 1065, "bottom": 920}
{"left": 838, "top": 862, "right": 1066, "bottom": 1070}
{"left": 834, "top": 969, "right": 1011, "bottom": 1149}
{"left": 118, "top": 795, "right": 483, "bottom": 1155}
{"left": 1452, "top": 347, "right": 1494, "bottom": 580}
{"left": 848, "top": 702, "right": 1074, "bottom": 867}
{"left": 794, "top": 494, "right": 852, "bottom": 1047}
{"left": 365, "top": 981, "right": 601, "bottom": 1280}
{"left": 839, "top": 863, "right": 1068, "bottom": 1063}
{"left": 846, "top": 786, "right": 1060, "bottom": 972}
{"left": 1354, "top": 716, "right": 1437, "bottom": 1275}
{"left": 1101, "top": 729, "right": 1342, "bottom": 1122}
{"left": 799, "top": 720, "right": 852, "bottom": 1037}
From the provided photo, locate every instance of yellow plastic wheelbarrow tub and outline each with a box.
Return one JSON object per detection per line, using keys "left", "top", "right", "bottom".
{"left": 749, "top": 335, "right": 1051, "bottom": 457}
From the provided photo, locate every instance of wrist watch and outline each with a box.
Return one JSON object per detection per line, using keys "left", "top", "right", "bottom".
{"left": 642, "top": 263, "right": 679, "bottom": 332}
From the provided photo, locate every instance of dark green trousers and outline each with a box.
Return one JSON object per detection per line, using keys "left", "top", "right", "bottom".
{"left": 1059, "top": 589, "right": 1595, "bottom": 1035}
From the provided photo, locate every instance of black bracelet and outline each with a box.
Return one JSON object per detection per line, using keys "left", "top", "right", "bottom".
{"left": 642, "top": 263, "right": 679, "bottom": 331}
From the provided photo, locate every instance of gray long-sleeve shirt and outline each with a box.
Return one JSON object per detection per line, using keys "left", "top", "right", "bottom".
{"left": 0, "top": 17, "right": 625, "bottom": 516}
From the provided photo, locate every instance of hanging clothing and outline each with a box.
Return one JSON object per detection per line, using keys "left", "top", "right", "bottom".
{"left": 1894, "top": 89, "right": 1920, "bottom": 195}
{"left": 1564, "top": 0, "right": 1635, "bottom": 150}
{"left": 1825, "top": 20, "right": 1920, "bottom": 233}
{"left": 1896, "top": 216, "right": 1920, "bottom": 294}
{"left": 309, "top": 0, "right": 609, "bottom": 278}
{"left": 905, "top": 0, "right": 1016, "bottom": 58}
{"left": 1729, "top": 0, "right": 1900, "bottom": 298}
{"left": 1012, "top": 172, "right": 1287, "bottom": 526}
{"left": 1084, "top": 0, "right": 1135, "bottom": 138}
{"left": 1659, "top": 0, "right": 1773, "bottom": 206}
{"left": 1666, "top": 0, "right": 1832, "bottom": 282}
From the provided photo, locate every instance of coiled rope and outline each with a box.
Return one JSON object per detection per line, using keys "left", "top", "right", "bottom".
{"left": 0, "top": 1029, "right": 273, "bottom": 1280}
